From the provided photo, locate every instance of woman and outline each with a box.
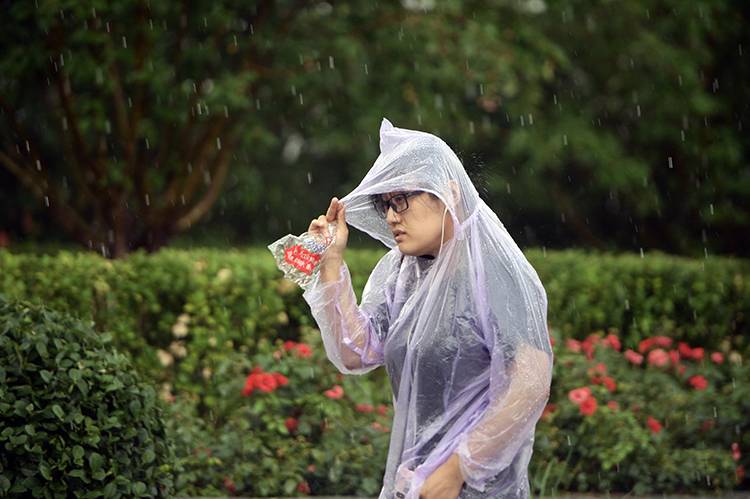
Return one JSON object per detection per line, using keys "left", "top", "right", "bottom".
{"left": 303, "top": 118, "right": 553, "bottom": 499}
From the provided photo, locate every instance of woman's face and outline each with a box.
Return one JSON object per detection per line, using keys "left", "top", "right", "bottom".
{"left": 375, "top": 191, "right": 454, "bottom": 257}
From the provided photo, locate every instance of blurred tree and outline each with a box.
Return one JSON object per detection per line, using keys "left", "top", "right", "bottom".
{"left": 1, "top": 0, "right": 747, "bottom": 257}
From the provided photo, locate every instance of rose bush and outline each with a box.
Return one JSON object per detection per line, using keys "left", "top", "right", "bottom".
{"left": 163, "top": 325, "right": 392, "bottom": 497}
{"left": 532, "top": 328, "right": 749, "bottom": 495}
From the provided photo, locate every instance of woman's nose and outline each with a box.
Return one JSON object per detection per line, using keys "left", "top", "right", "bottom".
{"left": 386, "top": 206, "right": 400, "bottom": 224}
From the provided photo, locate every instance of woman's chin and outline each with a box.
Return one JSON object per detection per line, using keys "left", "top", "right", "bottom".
{"left": 397, "top": 243, "right": 434, "bottom": 258}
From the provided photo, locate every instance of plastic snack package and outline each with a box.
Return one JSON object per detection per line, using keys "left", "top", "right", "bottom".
{"left": 267, "top": 222, "right": 337, "bottom": 290}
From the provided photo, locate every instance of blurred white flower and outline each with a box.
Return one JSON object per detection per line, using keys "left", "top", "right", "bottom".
{"left": 159, "top": 383, "right": 175, "bottom": 403}
{"left": 729, "top": 351, "right": 743, "bottom": 365}
{"left": 217, "top": 268, "right": 232, "bottom": 283}
{"left": 169, "top": 341, "right": 188, "bottom": 359}
{"left": 202, "top": 367, "right": 212, "bottom": 380}
{"left": 172, "top": 321, "right": 189, "bottom": 338}
{"left": 157, "top": 349, "right": 174, "bottom": 367}
{"left": 208, "top": 336, "right": 217, "bottom": 347}
{"left": 277, "top": 311, "right": 289, "bottom": 325}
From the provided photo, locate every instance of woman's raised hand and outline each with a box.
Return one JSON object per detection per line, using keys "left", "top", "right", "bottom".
{"left": 308, "top": 197, "right": 349, "bottom": 259}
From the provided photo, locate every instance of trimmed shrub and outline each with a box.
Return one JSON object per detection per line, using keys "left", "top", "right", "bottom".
{"left": 0, "top": 297, "right": 175, "bottom": 498}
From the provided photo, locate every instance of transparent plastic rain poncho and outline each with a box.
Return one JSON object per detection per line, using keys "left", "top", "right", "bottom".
{"left": 301, "top": 119, "right": 553, "bottom": 499}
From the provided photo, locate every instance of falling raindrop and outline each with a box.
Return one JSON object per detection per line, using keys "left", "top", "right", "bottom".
{"left": 329, "top": 56, "right": 335, "bottom": 69}
{"left": 528, "top": 113, "right": 534, "bottom": 125}
{"left": 624, "top": 299, "right": 630, "bottom": 310}
{"left": 62, "top": 117, "right": 68, "bottom": 131}
{"left": 364, "top": 63, "right": 369, "bottom": 75}
{"left": 223, "top": 105, "right": 229, "bottom": 117}
{"left": 307, "top": 172, "right": 313, "bottom": 184}
{"left": 36, "top": 159, "right": 42, "bottom": 171}
{"left": 44, "top": 196, "right": 49, "bottom": 207}
{"left": 562, "top": 134, "right": 568, "bottom": 146}
{"left": 216, "top": 137, "right": 222, "bottom": 150}
{"left": 299, "top": 93, "right": 304, "bottom": 105}
{"left": 636, "top": 105, "right": 641, "bottom": 117}
{"left": 145, "top": 138, "right": 150, "bottom": 150}
{"left": 639, "top": 248, "right": 644, "bottom": 258}
{"left": 469, "top": 121, "right": 475, "bottom": 134}
{"left": 105, "top": 120, "right": 111, "bottom": 134}
{"left": 566, "top": 435, "right": 572, "bottom": 446}
{"left": 145, "top": 194, "right": 150, "bottom": 206}
{"left": 520, "top": 115, "right": 525, "bottom": 127}
{"left": 122, "top": 36, "right": 127, "bottom": 48}
{"left": 667, "top": 156, "right": 673, "bottom": 168}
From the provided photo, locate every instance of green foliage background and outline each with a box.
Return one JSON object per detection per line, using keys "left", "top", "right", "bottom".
{"left": 0, "top": 0, "right": 747, "bottom": 256}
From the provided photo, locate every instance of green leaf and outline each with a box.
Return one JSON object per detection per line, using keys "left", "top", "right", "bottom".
{"left": 88, "top": 452, "right": 104, "bottom": 472}
{"left": 132, "top": 481, "right": 147, "bottom": 495}
{"left": 39, "top": 461, "right": 52, "bottom": 480}
{"left": 142, "top": 448, "right": 155, "bottom": 464}
{"left": 51, "top": 404, "right": 64, "bottom": 420}
{"left": 39, "top": 369, "right": 53, "bottom": 383}
{"left": 35, "top": 341, "right": 48, "bottom": 358}
{"left": 72, "top": 445, "right": 85, "bottom": 461}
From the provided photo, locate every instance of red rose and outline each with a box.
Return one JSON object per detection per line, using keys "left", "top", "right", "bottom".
{"left": 324, "top": 384, "right": 345, "bottom": 399}
{"left": 732, "top": 442, "right": 741, "bottom": 462}
{"left": 356, "top": 403, "right": 374, "bottom": 413}
{"left": 602, "top": 376, "right": 617, "bottom": 393}
{"left": 296, "top": 480, "right": 311, "bottom": 495}
{"left": 647, "top": 416, "right": 662, "bottom": 434}
{"left": 691, "top": 347, "right": 704, "bottom": 361}
{"left": 604, "top": 334, "right": 621, "bottom": 351}
{"left": 647, "top": 348, "right": 670, "bottom": 367}
{"left": 285, "top": 417, "right": 299, "bottom": 433}
{"left": 542, "top": 403, "right": 557, "bottom": 419}
{"left": 566, "top": 339, "right": 582, "bottom": 353}
{"left": 295, "top": 343, "right": 313, "bottom": 358}
{"left": 678, "top": 342, "right": 694, "bottom": 359}
{"left": 272, "top": 372, "right": 289, "bottom": 386}
{"left": 376, "top": 404, "right": 388, "bottom": 416}
{"left": 710, "top": 352, "right": 724, "bottom": 364}
{"left": 607, "top": 400, "right": 619, "bottom": 411}
{"left": 638, "top": 338, "right": 654, "bottom": 353}
{"left": 223, "top": 476, "right": 237, "bottom": 494}
{"left": 283, "top": 340, "right": 297, "bottom": 351}
{"left": 568, "top": 387, "right": 592, "bottom": 405}
{"left": 256, "top": 373, "right": 279, "bottom": 393}
{"left": 579, "top": 397, "right": 598, "bottom": 416}
{"left": 624, "top": 349, "right": 644, "bottom": 365}
{"left": 688, "top": 375, "right": 708, "bottom": 390}
{"left": 653, "top": 336, "right": 673, "bottom": 348}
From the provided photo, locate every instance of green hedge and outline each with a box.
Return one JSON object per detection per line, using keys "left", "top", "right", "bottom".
{"left": 0, "top": 296, "right": 175, "bottom": 497}
{"left": 0, "top": 247, "right": 747, "bottom": 415}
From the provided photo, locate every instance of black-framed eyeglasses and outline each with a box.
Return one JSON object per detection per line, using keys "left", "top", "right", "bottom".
{"left": 371, "top": 191, "right": 422, "bottom": 218}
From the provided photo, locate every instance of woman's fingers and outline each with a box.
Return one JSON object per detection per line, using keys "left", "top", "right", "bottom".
{"left": 326, "top": 197, "right": 338, "bottom": 222}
